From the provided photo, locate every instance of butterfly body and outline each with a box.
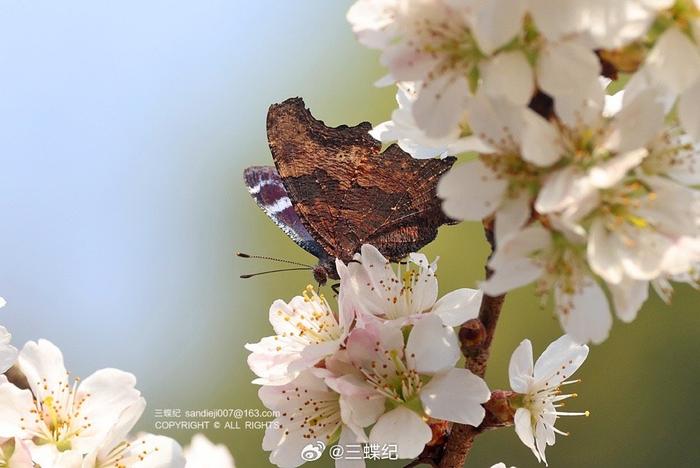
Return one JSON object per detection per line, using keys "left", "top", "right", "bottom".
{"left": 244, "top": 97, "right": 456, "bottom": 284}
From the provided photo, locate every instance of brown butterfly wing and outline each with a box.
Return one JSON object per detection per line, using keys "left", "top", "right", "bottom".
{"left": 266, "top": 97, "right": 456, "bottom": 263}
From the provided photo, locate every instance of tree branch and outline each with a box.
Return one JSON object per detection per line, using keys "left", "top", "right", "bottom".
{"left": 408, "top": 221, "right": 507, "bottom": 468}
{"left": 439, "top": 221, "right": 505, "bottom": 468}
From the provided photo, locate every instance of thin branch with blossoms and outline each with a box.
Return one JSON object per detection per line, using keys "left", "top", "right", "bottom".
{"left": 246, "top": 1, "right": 700, "bottom": 467}
{"left": 438, "top": 222, "right": 507, "bottom": 467}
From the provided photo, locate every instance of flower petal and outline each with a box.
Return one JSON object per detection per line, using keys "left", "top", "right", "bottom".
{"left": 71, "top": 369, "right": 143, "bottom": 455}
{"left": 604, "top": 89, "right": 664, "bottom": 152}
{"left": 481, "top": 51, "right": 534, "bottom": 105}
{"left": 535, "top": 166, "right": 593, "bottom": 214}
{"left": 95, "top": 398, "right": 147, "bottom": 460}
{"left": 494, "top": 191, "right": 532, "bottom": 246}
{"left": 520, "top": 109, "right": 563, "bottom": 167}
{"left": 489, "top": 224, "right": 552, "bottom": 271}
{"left": 585, "top": 0, "right": 659, "bottom": 48}
{"left": 481, "top": 258, "right": 543, "bottom": 296}
{"left": 49, "top": 449, "right": 83, "bottom": 468}
{"left": 420, "top": 368, "right": 489, "bottom": 425}
{"left": 482, "top": 225, "right": 551, "bottom": 295}
{"left": 406, "top": 315, "right": 460, "bottom": 374}
{"left": 369, "top": 407, "right": 432, "bottom": 460}
{"left": 554, "top": 78, "right": 605, "bottom": 130}
{"left": 262, "top": 424, "right": 309, "bottom": 468}
{"left": 346, "top": 0, "right": 399, "bottom": 49}
{"left": 432, "top": 288, "right": 482, "bottom": 327}
{"left": 335, "top": 426, "right": 366, "bottom": 468}
{"left": 609, "top": 277, "right": 649, "bottom": 323}
{"left": 246, "top": 336, "right": 307, "bottom": 386}
{"left": 123, "top": 434, "right": 186, "bottom": 468}
{"left": 412, "top": 73, "right": 469, "bottom": 138}
{"left": 537, "top": 40, "right": 601, "bottom": 104}
{"left": 533, "top": 335, "right": 589, "bottom": 387}
{"left": 645, "top": 27, "right": 700, "bottom": 94}
{"left": 556, "top": 277, "right": 612, "bottom": 345}
{"left": 347, "top": 322, "right": 405, "bottom": 379}
{"left": 679, "top": 79, "right": 700, "bottom": 141}
{"left": 587, "top": 219, "right": 625, "bottom": 285}
{"left": 18, "top": 339, "right": 68, "bottom": 405}
{"left": 465, "top": 94, "right": 525, "bottom": 152}
{"left": 534, "top": 411, "right": 553, "bottom": 464}
{"left": 469, "top": 0, "right": 526, "bottom": 55}
{"left": 0, "top": 326, "right": 17, "bottom": 375}
{"left": 6, "top": 438, "right": 33, "bottom": 468}
{"left": 438, "top": 160, "right": 508, "bottom": 221}
{"left": 514, "top": 407, "right": 540, "bottom": 462}
{"left": 340, "top": 393, "right": 385, "bottom": 431}
{"left": 508, "top": 339, "right": 534, "bottom": 394}
{"left": 0, "top": 383, "right": 35, "bottom": 438}
{"left": 589, "top": 148, "right": 648, "bottom": 189}
{"left": 408, "top": 253, "right": 439, "bottom": 314}
{"left": 184, "top": 434, "right": 235, "bottom": 468}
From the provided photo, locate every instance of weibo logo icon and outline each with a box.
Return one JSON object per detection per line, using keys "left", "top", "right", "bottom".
{"left": 301, "top": 441, "right": 326, "bottom": 461}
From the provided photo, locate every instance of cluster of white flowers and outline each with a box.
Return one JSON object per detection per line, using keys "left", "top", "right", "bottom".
{"left": 349, "top": 0, "right": 700, "bottom": 344}
{"left": 247, "top": 246, "right": 589, "bottom": 466}
{"left": 0, "top": 298, "right": 235, "bottom": 468}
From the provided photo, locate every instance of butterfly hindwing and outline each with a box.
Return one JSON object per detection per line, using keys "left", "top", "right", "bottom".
{"left": 243, "top": 165, "right": 327, "bottom": 259}
{"left": 265, "top": 97, "right": 456, "bottom": 263}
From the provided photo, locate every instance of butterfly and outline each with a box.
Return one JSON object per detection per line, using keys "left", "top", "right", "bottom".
{"left": 243, "top": 97, "right": 457, "bottom": 285}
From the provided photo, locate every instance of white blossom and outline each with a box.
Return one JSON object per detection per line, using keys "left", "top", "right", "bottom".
{"left": 586, "top": 175, "right": 700, "bottom": 285}
{"left": 528, "top": 0, "right": 667, "bottom": 48}
{"left": 259, "top": 370, "right": 375, "bottom": 468}
{"left": 346, "top": 0, "right": 624, "bottom": 145}
{"left": 644, "top": 125, "right": 700, "bottom": 185}
{"left": 0, "top": 339, "right": 146, "bottom": 467}
{"left": 338, "top": 317, "right": 490, "bottom": 460}
{"left": 625, "top": 2, "right": 700, "bottom": 140}
{"left": 438, "top": 81, "right": 700, "bottom": 343}
{"left": 482, "top": 224, "right": 614, "bottom": 344}
{"left": 246, "top": 285, "right": 351, "bottom": 386}
{"left": 509, "top": 335, "right": 589, "bottom": 465}
{"left": 337, "top": 244, "right": 482, "bottom": 327}
{"left": 370, "top": 83, "right": 490, "bottom": 158}
{"left": 64, "top": 393, "right": 185, "bottom": 468}
{"left": 347, "top": 0, "right": 477, "bottom": 138}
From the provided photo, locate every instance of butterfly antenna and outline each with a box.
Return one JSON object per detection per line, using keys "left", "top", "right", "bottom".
{"left": 236, "top": 251, "right": 312, "bottom": 268}
{"left": 240, "top": 267, "right": 311, "bottom": 279}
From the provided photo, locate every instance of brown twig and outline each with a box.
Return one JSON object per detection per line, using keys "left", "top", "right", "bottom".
{"left": 438, "top": 221, "right": 505, "bottom": 468}
{"left": 409, "top": 220, "right": 507, "bottom": 468}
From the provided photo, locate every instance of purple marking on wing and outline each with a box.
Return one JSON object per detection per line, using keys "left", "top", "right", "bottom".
{"left": 243, "top": 166, "right": 326, "bottom": 259}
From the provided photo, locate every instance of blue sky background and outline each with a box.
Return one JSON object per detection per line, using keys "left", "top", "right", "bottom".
{"left": 0, "top": 0, "right": 384, "bottom": 389}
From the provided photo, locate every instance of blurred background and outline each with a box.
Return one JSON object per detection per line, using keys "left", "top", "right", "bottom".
{"left": 0, "top": 1, "right": 698, "bottom": 466}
